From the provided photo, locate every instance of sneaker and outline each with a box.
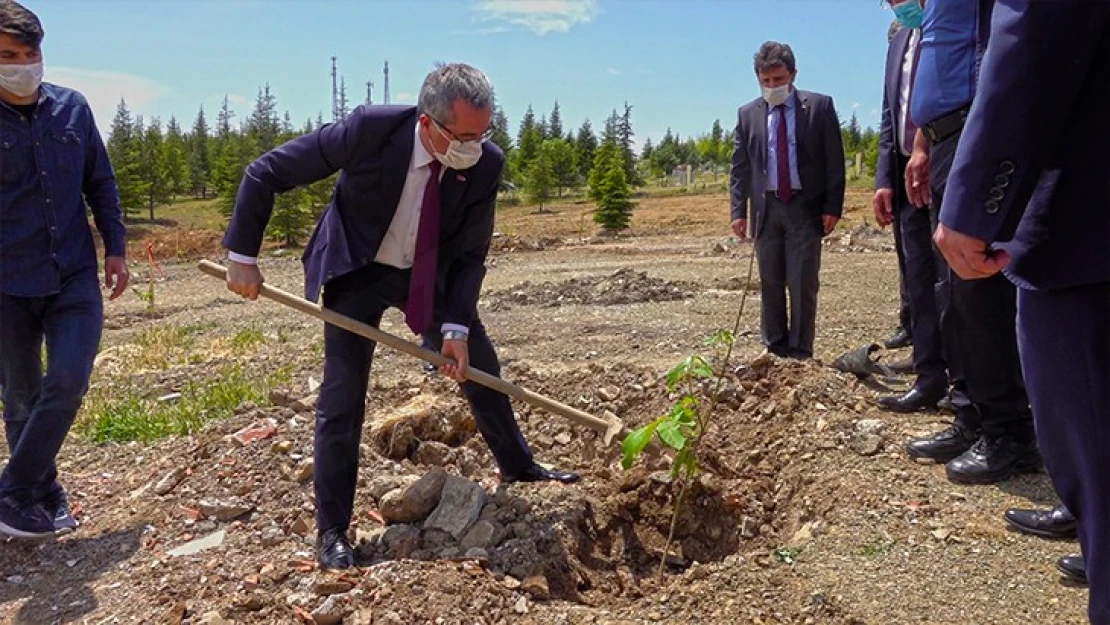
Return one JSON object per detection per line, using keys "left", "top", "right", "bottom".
{"left": 0, "top": 494, "right": 55, "bottom": 539}
{"left": 42, "top": 491, "right": 79, "bottom": 534}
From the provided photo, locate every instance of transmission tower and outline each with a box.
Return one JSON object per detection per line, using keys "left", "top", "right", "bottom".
{"left": 383, "top": 61, "right": 390, "bottom": 105}
{"left": 365, "top": 80, "right": 373, "bottom": 105}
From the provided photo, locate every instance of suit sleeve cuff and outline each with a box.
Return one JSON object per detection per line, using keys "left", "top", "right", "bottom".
{"left": 227, "top": 251, "right": 258, "bottom": 265}
{"left": 440, "top": 323, "right": 469, "bottom": 337}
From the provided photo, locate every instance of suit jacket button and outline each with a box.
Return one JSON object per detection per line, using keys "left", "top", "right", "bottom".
{"left": 985, "top": 200, "right": 1000, "bottom": 214}
{"left": 994, "top": 174, "right": 1010, "bottom": 187}
{"left": 999, "top": 160, "right": 1016, "bottom": 174}
{"left": 989, "top": 187, "right": 1005, "bottom": 201}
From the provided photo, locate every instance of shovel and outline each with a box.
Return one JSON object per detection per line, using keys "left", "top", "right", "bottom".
{"left": 198, "top": 260, "right": 625, "bottom": 445}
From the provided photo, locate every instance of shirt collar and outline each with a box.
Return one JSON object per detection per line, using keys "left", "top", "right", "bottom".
{"left": 411, "top": 121, "right": 437, "bottom": 171}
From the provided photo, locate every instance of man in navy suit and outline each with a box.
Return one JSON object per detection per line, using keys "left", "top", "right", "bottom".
{"left": 936, "top": 3, "right": 1109, "bottom": 620}
{"left": 874, "top": 0, "right": 956, "bottom": 421}
{"left": 730, "top": 41, "right": 846, "bottom": 359}
{"left": 222, "top": 63, "right": 579, "bottom": 570}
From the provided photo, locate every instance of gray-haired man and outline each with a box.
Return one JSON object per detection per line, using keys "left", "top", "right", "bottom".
{"left": 222, "top": 63, "right": 579, "bottom": 570}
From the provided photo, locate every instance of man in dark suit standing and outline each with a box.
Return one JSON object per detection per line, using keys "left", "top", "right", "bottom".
{"left": 936, "top": 3, "right": 1109, "bottom": 619}
{"left": 886, "top": 0, "right": 1040, "bottom": 486}
{"left": 873, "top": 0, "right": 952, "bottom": 416}
{"left": 222, "top": 63, "right": 579, "bottom": 570}
{"left": 730, "top": 41, "right": 846, "bottom": 359}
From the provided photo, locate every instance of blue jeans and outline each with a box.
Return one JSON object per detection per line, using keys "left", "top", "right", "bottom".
{"left": 0, "top": 269, "right": 102, "bottom": 503}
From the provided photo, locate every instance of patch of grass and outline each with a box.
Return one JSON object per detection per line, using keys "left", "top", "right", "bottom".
{"left": 230, "top": 325, "right": 266, "bottom": 350}
{"left": 78, "top": 365, "right": 275, "bottom": 443}
{"left": 859, "top": 536, "right": 896, "bottom": 557}
{"left": 132, "top": 323, "right": 211, "bottom": 370}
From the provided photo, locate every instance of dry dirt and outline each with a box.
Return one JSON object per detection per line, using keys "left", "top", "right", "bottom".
{"left": 0, "top": 190, "right": 1088, "bottom": 624}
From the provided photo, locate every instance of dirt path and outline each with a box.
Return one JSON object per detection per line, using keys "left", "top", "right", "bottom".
{"left": 0, "top": 192, "right": 1088, "bottom": 624}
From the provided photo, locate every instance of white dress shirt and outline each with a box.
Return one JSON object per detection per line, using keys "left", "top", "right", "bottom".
{"left": 229, "top": 125, "right": 468, "bottom": 336}
{"left": 898, "top": 29, "right": 921, "bottom": 156}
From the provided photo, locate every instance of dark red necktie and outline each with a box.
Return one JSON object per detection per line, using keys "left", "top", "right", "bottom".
{"left": 775, "top": 104, "right": 793, "bottom": 203}
{"left": 404, "top": 159, "right": 442, "bottom": 335}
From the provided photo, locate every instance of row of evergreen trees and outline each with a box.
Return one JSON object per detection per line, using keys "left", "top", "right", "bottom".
{"left": 103, "top": 85, "right": 877, "bottom": 242}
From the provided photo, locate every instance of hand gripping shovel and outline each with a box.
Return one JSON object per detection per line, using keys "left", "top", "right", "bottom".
{"left": 198, "top": 260, "right": 625, "bottom": 445}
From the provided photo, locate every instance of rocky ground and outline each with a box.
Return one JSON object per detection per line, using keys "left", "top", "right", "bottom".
{"left": 0, "top": 191, "right": 1089, "bottom": 624}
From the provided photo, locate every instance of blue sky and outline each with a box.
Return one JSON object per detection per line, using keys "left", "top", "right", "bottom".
{"left": 31, "top": 0, "right": 896, "bottom": 147}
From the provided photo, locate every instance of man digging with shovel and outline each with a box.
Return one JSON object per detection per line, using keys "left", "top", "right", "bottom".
{"left": 222, "top": 63, "right": 579, "bottom": 571}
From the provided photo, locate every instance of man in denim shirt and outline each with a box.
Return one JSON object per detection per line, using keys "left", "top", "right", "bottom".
{"left": 0, "top": 0, "right": 128, "bottom": 539}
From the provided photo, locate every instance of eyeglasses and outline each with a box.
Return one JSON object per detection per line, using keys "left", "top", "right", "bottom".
{"left": 427, "top": 114, "right": 493, "bottom": 144}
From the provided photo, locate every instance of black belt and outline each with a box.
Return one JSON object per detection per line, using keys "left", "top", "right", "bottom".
{"left": 922, "top": 105, "right": 970, "bottom": 146}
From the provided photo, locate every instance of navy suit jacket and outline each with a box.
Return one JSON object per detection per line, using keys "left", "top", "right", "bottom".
{"left": 939, "top": 0, "right": 1110, "bottom": 291}
{"left": 875, "top": 27, "right": 915, "bottom": 195}
{"left": 729, "top": 90, "right": 846, "bottom": 236}
{"left": 223, "top": 105, "right": 504, "bottom": 329}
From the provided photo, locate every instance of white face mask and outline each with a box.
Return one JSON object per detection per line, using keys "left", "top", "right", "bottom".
{"left": 0, "top": 62, "right": 43, "bottom": 98}
{"left": 762, "top": 84, "right": 791, "bottom": 107}
{"left": 431, "top": 121, "right": 484, "bottom": 170}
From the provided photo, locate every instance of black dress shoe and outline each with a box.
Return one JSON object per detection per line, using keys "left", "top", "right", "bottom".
{"left": 945, "top": 436, "right": 1041, "bottom": 485}
{"left": 906, "top": 423, "right": 978, "bottom": 463}
{"left": 1057, "top": 555, "right": 1088, "bottom": 585}
{"left": 317, "top": 527, "right": 355, "bottom": 570}
{"left": 1004, "top": 504, "right": 1077, "bottom": 539}
{"left": 884, "top": 327, "right": 913, "bottom": 349}
{"left": 878, "top": 385, "right": 945, "bottom": 413}
{"left": 502, "top": 464, "right": 581, "bottom": 485}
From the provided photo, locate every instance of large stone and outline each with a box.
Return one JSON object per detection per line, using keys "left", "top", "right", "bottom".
{"left": 423, "top": 476, "right": 486, "bottom": 540}
{"left": 294, "top": 459, "right": 315, "bottom": 484}
{"left": 366, "top": 475, "right": 416, "bottom": 501}
{"left": 382, "top": 524, "right": 421, "bottom": 560}
{"left": 197, "top": 500, "right": 254, "bottom": 522}
{"left": 379, "top": 468, "right": 447, "bottom": 524}
{"left": 291, "top": 394, "right": 319, "bottom": 413}
{"left": 153, "top": 467, "right": 187, "bottom": 496}
{"left": 168, "top": 530, "right": 226, "bottom": 557}
{"left": 460, "top": 520, "right": 505, "bottom": 551}
{"left": 311, "top": 594, "right": 348, "bottom": 625}
{"left": 413, "top": 441, "right": 454, "bottom": 466}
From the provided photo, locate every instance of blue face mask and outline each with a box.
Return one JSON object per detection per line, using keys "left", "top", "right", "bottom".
{"left": 892, "top": 0, "right": 924, "bottom": 29}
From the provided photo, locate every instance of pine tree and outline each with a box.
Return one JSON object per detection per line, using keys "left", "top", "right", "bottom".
{"left": 163, "top": 115, "right": 189, "bottom": 199}
{"left": 187, "top": 105, "right": 211, "bottom": 198}
{"left": 617, "top": 101, "right": 640, "bottom": 186}
{"left": 592, "top": 143, "right": 634, "bottom": 231}
{"left": 211, "top": 96, "right": 247, "bottom": 216}
{"left": 525, "top": 143, "right": 556, "bottom": 211}
{"left": 248, "top": 84, "right": 282, "bottom": 153}
{"left": 137, "top": 117, "right": 170, "bottom": 218}
{"left": 266, "top": 187, "right": 315, "bottom": 246}
{"left": 547, "top": 101, "right": 563, "bottom": 140}
{"left": 574, "top": 119, "right": 598, "bottom": 181}
{"left": 106, "top": 98, "right": 143, "bottom": 218}
{"left": 546, "top": 138, "right": 578, "bottom": 196}
{"left": 490, "top": 104, "right": 513, "bottom": 154}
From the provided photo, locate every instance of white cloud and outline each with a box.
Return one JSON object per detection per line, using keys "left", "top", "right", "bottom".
{"left": 852, "top": 102, "right": 861, "bottom": 110}
{"left": 49, "top": 66, "right": 165, "bottom": 130}
{"left": 393, "top": 92, "right": 417, "bottom": 104}
{"left": 607, "top": 67, "right": 619, "bottom": 75}
{"left": 471, "top": 0, "right": 599, "bottom": 35}
{"left": 451, "top": 26, "right": 511, "bottom": 36}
